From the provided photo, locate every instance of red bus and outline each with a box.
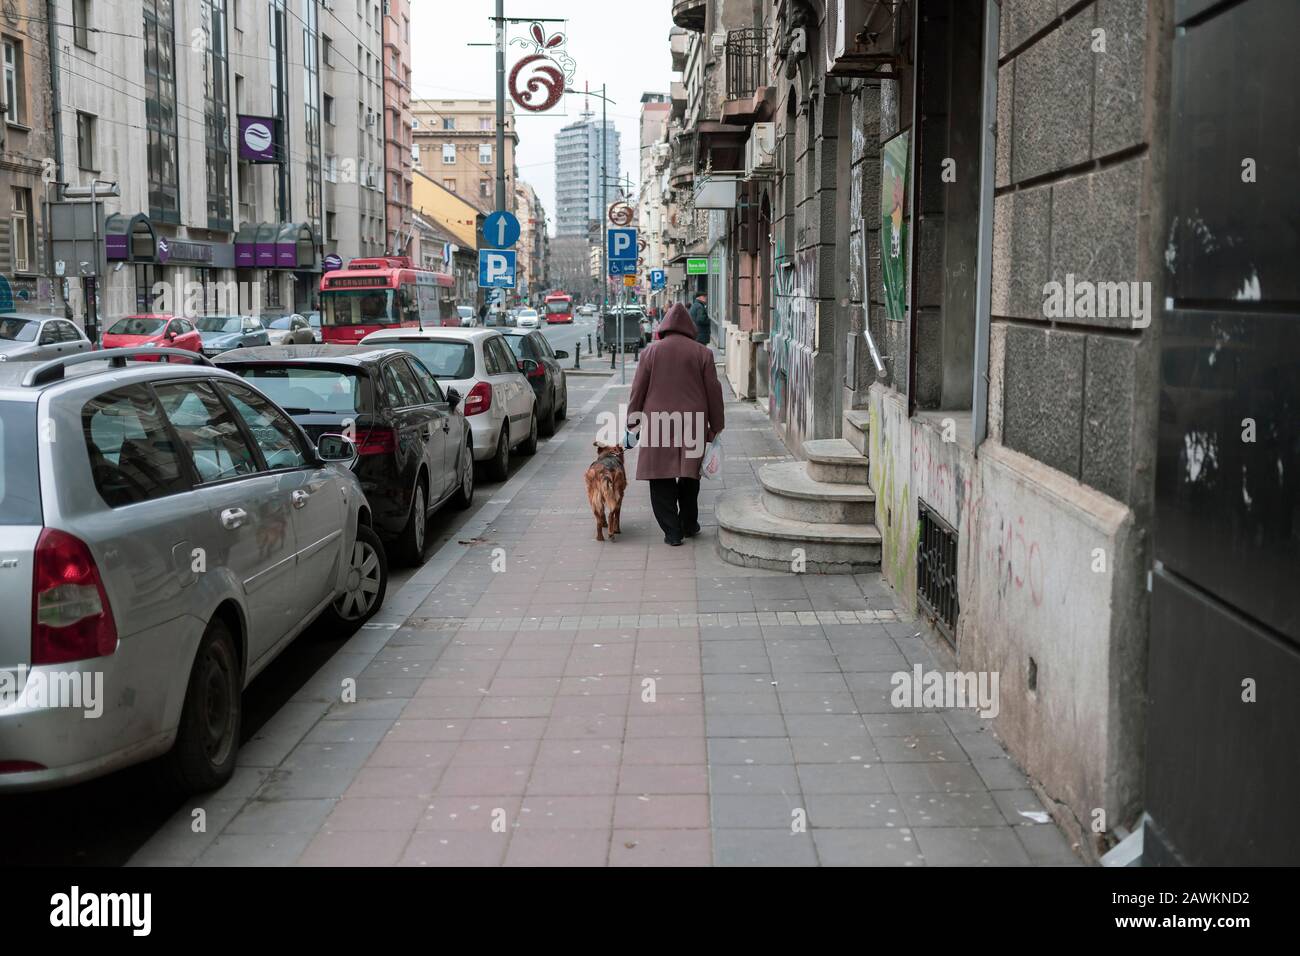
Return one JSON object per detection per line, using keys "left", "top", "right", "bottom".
{"left": 319, "top": 256, "right": 457, "bottom": 343}
{"left": 543, "top": 291, "right": 574, "bottom": 324}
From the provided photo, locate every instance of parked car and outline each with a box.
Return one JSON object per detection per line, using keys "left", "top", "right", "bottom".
{"left": 101, "top": 314, "right": 203, "bottom": 358}
{"left": 0, "top": 313, "right": 91, "bottom": 363}
{"left": 0, "top": 347, "right": 387, "bottom": 794}
{"left": 214, "top": 345, "right": 474, "bottom": 565}
{"left": 192, "top": 315, "right": 271, "bottom": 356}
{"left": 516, "top": 308, "right": 541, "bottom": 329}
{"left": 265, "top": 313, "right": 315, "bottom": 345}
{"left": 501, "top": 328, "right": 569, "bottom": 436}
{"left": 458, "top": 306, "right": 476, "bottom": 327}
{"left": 357, "top": 328, "right": 536, "bottom": 482}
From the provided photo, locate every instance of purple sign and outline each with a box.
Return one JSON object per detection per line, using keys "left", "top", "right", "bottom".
{"left": 276, "top": 244, "right": 297, "bottom": 268}
{"left": 238, "top": 115, "right": 277, "bottom": 163}
{"left": 324, "top": 254, "right": 343, "bottom": 272}
{"left": 255, "top": 243, "right": 277, "bottom": 268}
{"left": 235, "top": 242, "right": 255, "bottom": 267}
{"left": 106, "top": 235, "right": 128, "bottom": 261}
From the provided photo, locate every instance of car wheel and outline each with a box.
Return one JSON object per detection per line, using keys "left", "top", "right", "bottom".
{"left": 539, "top": 392, "right": 557, "bottom": 437}
{"left": 453, "top": 437, "right": 474, "bottom": 510}
{"left": 323, "top": 523, "right": 389, "bottom": 627}
{"left": 519, "top": 410, "right": 539, "bottom": 456}
{"left": 485, "top": 424, "right": 510, "bottom": 481}
{"left": 394, "top": 478, "right": 428, "bottom": 566}
{"left": 162, "top": 617, "right": 241, "bottom": 794}
{"left": 557, "top": 388, "right": 568, "bottom": 422}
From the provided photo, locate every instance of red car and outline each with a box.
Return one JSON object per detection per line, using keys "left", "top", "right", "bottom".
{"left": 100, "top": 314, "right": 203, "bottom": 359}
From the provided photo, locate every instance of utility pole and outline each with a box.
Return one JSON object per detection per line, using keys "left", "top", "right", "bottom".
{"left": 495, "top": 0, "right": 506, "bottom": 213}
{"left": 600, "top": 83, "right": 608, "bottom": 319}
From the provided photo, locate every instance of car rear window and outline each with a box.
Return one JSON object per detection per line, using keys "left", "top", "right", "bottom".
{"left": 382, "top": 341, "right": 475, "bottom": 379}
{"left": 108, "top": 317, "right": 166, "bottom": 335}
{"left": 0, "top": 401, "right": 41, "bottom": 524}
{"left": 227, "top": 365, "right": 372, "bottom": 415}
{"left": 0, "top": 318, "right": 38, "bottom": 342}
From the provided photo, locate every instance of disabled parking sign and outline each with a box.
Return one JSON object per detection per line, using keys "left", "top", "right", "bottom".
{"left": 478, "top": 249, "right": 517, "bottom": 288}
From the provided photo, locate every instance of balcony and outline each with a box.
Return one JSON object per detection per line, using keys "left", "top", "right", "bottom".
{"left": 670, "top": 80, "right": 687, "bottom": 120}
{"left": 671, "top": 0, "right": 705, "bottom": 32}
{"left": 725, "top": 29, "right": 768, "bottom": 100}
{"left": 670, "top": 28, "right": 689, "bottom": 72}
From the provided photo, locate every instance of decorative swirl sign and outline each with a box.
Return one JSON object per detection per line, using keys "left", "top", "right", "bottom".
{"left": 508, "top": 22, "right": 575, "bottom": 114}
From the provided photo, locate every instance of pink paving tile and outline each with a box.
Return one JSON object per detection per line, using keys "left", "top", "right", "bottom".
{"left": 435, "top": 764, "right": 531, "bottom": 795}
{"left": 400, "top": 831, "right": 509, "bottom": 867}
{"left": 384, "top": 718, "right": 468, "bottom": 741}
{"left": 476, "top": 696, "right": 556, "bottom": 719}
{"left": 625, "top": 714, "right": 707, "bottom": 738}
{"left": 515, "top": 795, "right": 615, "bottom": 829}
{"left": 344, "top": 767, "right": 441, "bottom": 800}
{"left": 366, "top": 741, "right": 458, "bottom": 769}
{"left": 297, "top": 829, "right": 412, "bottom": 867}
{"left": 609, "top": 830, "right": 712, "bottom": 867}
{"left": 614, "top": 794, "right": 710, "bottom": 829}
{"left": 544, "top": 713, "right": 627, "bottom": 739}
{"left": 450, "top": 739, "right": 540, "bottom": 766}
{"left": 617, "top": 764, "right": 710, "bottom": 795}
{"left": 534, "top": 738, "right": 624, "bottom": 767}
{"left": 416, "top": 796, "right": 523, "bottom": 832}
{"left": 525, "top": 765, "right": 620, "bottom": 796}
{"left": 622, "top": 736, "right": 708, "bottom": 765}
{"left": 324, "top": 797, "right": 427, "bottom": 832}
{"left": 549, "top": 694, "right": 628, "bottom": 716}
{"left": 503, "top": 829, "right": 611, "bottom": 867}
{"left": 461, "top": 717, "right": 550, "bottom": 740}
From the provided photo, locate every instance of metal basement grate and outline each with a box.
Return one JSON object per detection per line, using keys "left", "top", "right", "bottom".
{"left": 917, "top": 500, "right": 959, "bottom": 642}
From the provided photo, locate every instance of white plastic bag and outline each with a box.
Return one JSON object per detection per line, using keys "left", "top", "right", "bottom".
{"left": 700, "top": 437, "right": 723, "bottom": 481}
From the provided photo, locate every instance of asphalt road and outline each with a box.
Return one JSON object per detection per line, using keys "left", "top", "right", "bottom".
{"left": 0, "top": 374, "right": 612, "bottom": 866}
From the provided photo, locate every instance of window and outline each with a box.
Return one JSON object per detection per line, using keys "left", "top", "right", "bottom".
{"left": 219, "top": 383, "right": 307, "bottom": 471}
{"left": 479, "top": 179, "right": 490, "bottom": 199}
{"left": 442, "top": 117, "right": 454, "bottom": 130}
{"left": 322, "top": 35, "right": 333, "bottom": 67}
{"left": 77, "top": 112, "right": 96, "bottom": 170}
{"left": 382, "top": 359, "right": 423, "bottom": 408}
{"left": 479, "top": 117, "right": 492, "bottom": 131}
{"left": 479, "top": 144, "right": 491, "bottom": 164}
{"left": 143, "top": 0, "right": 180, "bottom": 222}
{"left": 325, "top": 154, "right": 336, "bottom": 182}
{"left": 326, "top": 211, "right": 336, "bottom": 239}
{"left": 405, "top": 356, "right": 444, "bottom": 403}
{"left": 72, "top": 0, "right": 92, "bottom": 50}
{"left": 323, "top": 93, "right": 334, "bottom": 124}
{"left": 82, "top": 385, "right": 188, "bottom": 508}
{"left": 154, "top": 381, "right": 258, "bottom": 483}
{"left": 10, "top": 187, "right": 31, "bottom": 273}
{"left": 443, "top": 179, "right": 455, "bottom": 193}
{"left": 3, "top": 38, "right": 24, "bottom": 125}
{"left": 442, "top": 143, "right": 456, "bottom": 164}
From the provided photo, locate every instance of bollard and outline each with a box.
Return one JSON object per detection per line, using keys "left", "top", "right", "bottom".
{"left": 574, "top": 340, "right": 581, "bottom": 369}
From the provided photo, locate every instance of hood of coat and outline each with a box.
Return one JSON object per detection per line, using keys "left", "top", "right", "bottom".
{"left": 659, "top": 303, "right": 698, "bottom": 339}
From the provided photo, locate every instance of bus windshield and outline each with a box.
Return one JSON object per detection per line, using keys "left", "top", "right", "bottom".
{"left": 544, "top": 299, "right": 572, "bottom": 315}
{"left": 322, "top": 289, "right": 395, "bottom": 327}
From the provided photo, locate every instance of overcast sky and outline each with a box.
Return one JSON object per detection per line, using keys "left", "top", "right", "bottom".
{"left": 411, "top": 0, "right": 675, "bottom": 235}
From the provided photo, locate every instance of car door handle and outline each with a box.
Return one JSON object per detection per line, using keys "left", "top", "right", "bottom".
{"left": 291, "top": 490, "right": 311, "bottom": 509}
{"left": 221, "top": 507, "right": 248, "bottom": 529}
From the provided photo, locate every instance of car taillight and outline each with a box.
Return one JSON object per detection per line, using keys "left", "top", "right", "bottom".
{"left": 525, "top": 363, "right": 545, "bottom": 379}
{"left": 31, "top": 528, "right": 118, "bottom": 665}
{"left": 357, "top": 426, "right": 397, "bottom": 456}
{"left": 463, "top": 381, "right": 493, "bottom": 416}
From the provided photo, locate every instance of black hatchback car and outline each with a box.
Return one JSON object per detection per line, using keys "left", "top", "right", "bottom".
{"left": 214, "top": 345, "right": 474, "bottom": 565}
{"left": 500, "top": 329, "right": 569, "bottom": 436}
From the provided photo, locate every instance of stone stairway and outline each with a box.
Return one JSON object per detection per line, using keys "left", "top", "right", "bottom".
{"left": 717, "top": 410, "right": 882, "bottom": 573}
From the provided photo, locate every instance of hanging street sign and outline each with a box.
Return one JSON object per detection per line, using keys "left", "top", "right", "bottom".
{"left": 649, "top": 269, "right": 666, "bottom": 290}
{"left": 608, "top": 202, "right": 634, "bottom": 227}
{"left": 686, "top": 257, "right": 708, "bottom": 275}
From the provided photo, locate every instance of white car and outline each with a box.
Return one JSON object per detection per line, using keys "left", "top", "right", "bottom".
{"left": 516, "top": 308, "right": 540, "bottom": 329}
{"left": 458, "top": 305, "right": 476, "bottom": 327}
{"left": 358, "top": 327, "right": 536, "bottom": 481}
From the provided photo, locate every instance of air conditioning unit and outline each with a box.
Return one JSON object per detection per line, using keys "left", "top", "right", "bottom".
{"left": 744, "top": 123, "right": 776, "bottom": 180}
{"left": 824, "top": 0, "right": 907, "bottom": 77}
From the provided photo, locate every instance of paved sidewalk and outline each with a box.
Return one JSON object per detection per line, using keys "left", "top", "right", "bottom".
{"left": 132, "top": 371, "right": 1081, "bottom": 867}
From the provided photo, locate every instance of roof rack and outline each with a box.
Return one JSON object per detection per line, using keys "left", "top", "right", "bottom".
{"left": 21, "top": 348, "right": 213, "bottom": 388}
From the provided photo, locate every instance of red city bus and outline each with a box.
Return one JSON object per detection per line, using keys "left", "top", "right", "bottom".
{"left": 319, "top": 257, "right": 458, "bottom": 343}
{"left": 543, "top": 291, "right": 574, "bottom": 324}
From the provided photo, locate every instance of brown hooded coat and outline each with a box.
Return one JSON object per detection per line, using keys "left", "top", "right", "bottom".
{"left": 627, "top": 303, "right": 725, "bottom": 480}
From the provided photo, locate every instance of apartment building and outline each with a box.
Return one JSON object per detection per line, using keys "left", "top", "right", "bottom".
{"left": 411, "top": 98, "right": 517, "bottom": 211}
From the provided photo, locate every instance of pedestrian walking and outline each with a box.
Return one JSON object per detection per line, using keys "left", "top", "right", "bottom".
{"left": 688, "top": 291, "right": 711, "bottom": 345}
{"left": 627, "top": 303, "right": 725, "bottom": 546}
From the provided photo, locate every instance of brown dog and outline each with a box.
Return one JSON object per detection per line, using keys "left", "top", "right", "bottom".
{"left": 584, "top": 443, "right": 627, "bottom": 541}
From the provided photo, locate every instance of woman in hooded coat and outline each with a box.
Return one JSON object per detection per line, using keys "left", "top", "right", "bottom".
{"left": 627, "top": 302, "right": 725, "bottom": 545}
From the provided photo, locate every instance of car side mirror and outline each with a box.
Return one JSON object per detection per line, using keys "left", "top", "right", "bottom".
{"left": 553, "top": 350, "right": 569, "bottom": 359}
{"left": 446, "top": 387, "right": 461, "bottom": 410}
{"left": 518, "top": 359, "right": 538, "bottom": 374}
{"left": 317, "top": 433, "right": 357, "bottom": 462}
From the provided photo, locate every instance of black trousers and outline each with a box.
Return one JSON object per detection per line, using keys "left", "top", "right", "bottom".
{"left": 648, "top": 477, "right": 700, "bottom": 542}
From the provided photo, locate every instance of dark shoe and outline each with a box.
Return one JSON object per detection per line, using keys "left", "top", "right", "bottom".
{"left": 683, "top": 523, "right": 701, "bottom": 538}
{"left": 664, "top": 536, "right": 683, "bottom": 547}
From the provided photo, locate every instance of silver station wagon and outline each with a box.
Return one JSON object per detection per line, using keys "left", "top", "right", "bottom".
{"left": 0, "top": 348, "right": 389, "bottom": 794}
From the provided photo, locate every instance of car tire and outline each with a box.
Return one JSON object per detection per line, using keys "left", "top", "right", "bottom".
{"left": 393, "top": 477, "right": 428, "bottom": 566}
{"left": 519, "top": 410, "right": 539, "bottom": 456}
{"left": 557, "top": 389, "right": 568, "bottom": 422}
{"left": 485, "top": 425, "right": 510, "bottom": 481}
{"left": 453, "top": 437, "right": 474, "bottom": 510}
{"left": 539, "top": 393, "right": 557, "bottom": 437}
{"left": 162, "top": 617, "right": 241, "bottom": 795}
{"left": 322, "top": 523, "right": 388, "bottom": 628}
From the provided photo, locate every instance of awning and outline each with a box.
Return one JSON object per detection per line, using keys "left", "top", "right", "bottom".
{"left": 104, "top": 213, "right": 156, "bottom": 262}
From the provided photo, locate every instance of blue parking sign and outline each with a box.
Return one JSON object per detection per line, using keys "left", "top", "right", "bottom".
{"left": 649, "top": 269, "right": 666, "bottom": 290}
{"left": 607, "top": 228, "right": 637, "bottom": 262}
{"left": 478, "top": 249, "right": 516, "bottom": 288}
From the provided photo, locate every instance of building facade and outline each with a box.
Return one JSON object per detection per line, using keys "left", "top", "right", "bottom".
{"left": 412, "top": 98, "right": 517, "bottom": 211}
{"left": 668, "top": 0, "right": 1299, "bottom": 864}
{"left": 553, "top": 112, "right": 620, "bottom": 238}
{"left": 382, "top": 0, "right": 415, "bottom": 257}
{"left": 513, "top": 179, "right": 548, "bottom": 304}
{"left": 638, "top": 92, "right": 672, "bottom": 315}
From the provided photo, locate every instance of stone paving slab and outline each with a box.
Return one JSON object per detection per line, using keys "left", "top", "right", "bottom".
{"left": 130, "top": 372, "right": 1081, "bottom": 868}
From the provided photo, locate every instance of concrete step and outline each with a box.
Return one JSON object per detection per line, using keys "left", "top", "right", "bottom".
{"left": 716, "top": 491, "right": 882, "bottom": 574}
{"left": 843, "top": 409, "right": 871, "bottom": 456}
{"left": 759, "top": 461, "right": 875, "bottom": 524}
{"left": 802, "top": 438, "right": 869, "bottom": 484}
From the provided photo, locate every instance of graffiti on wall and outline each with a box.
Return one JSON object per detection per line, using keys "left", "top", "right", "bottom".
{"left": 768, "top": 246, "right": 817, "bottom": 446}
